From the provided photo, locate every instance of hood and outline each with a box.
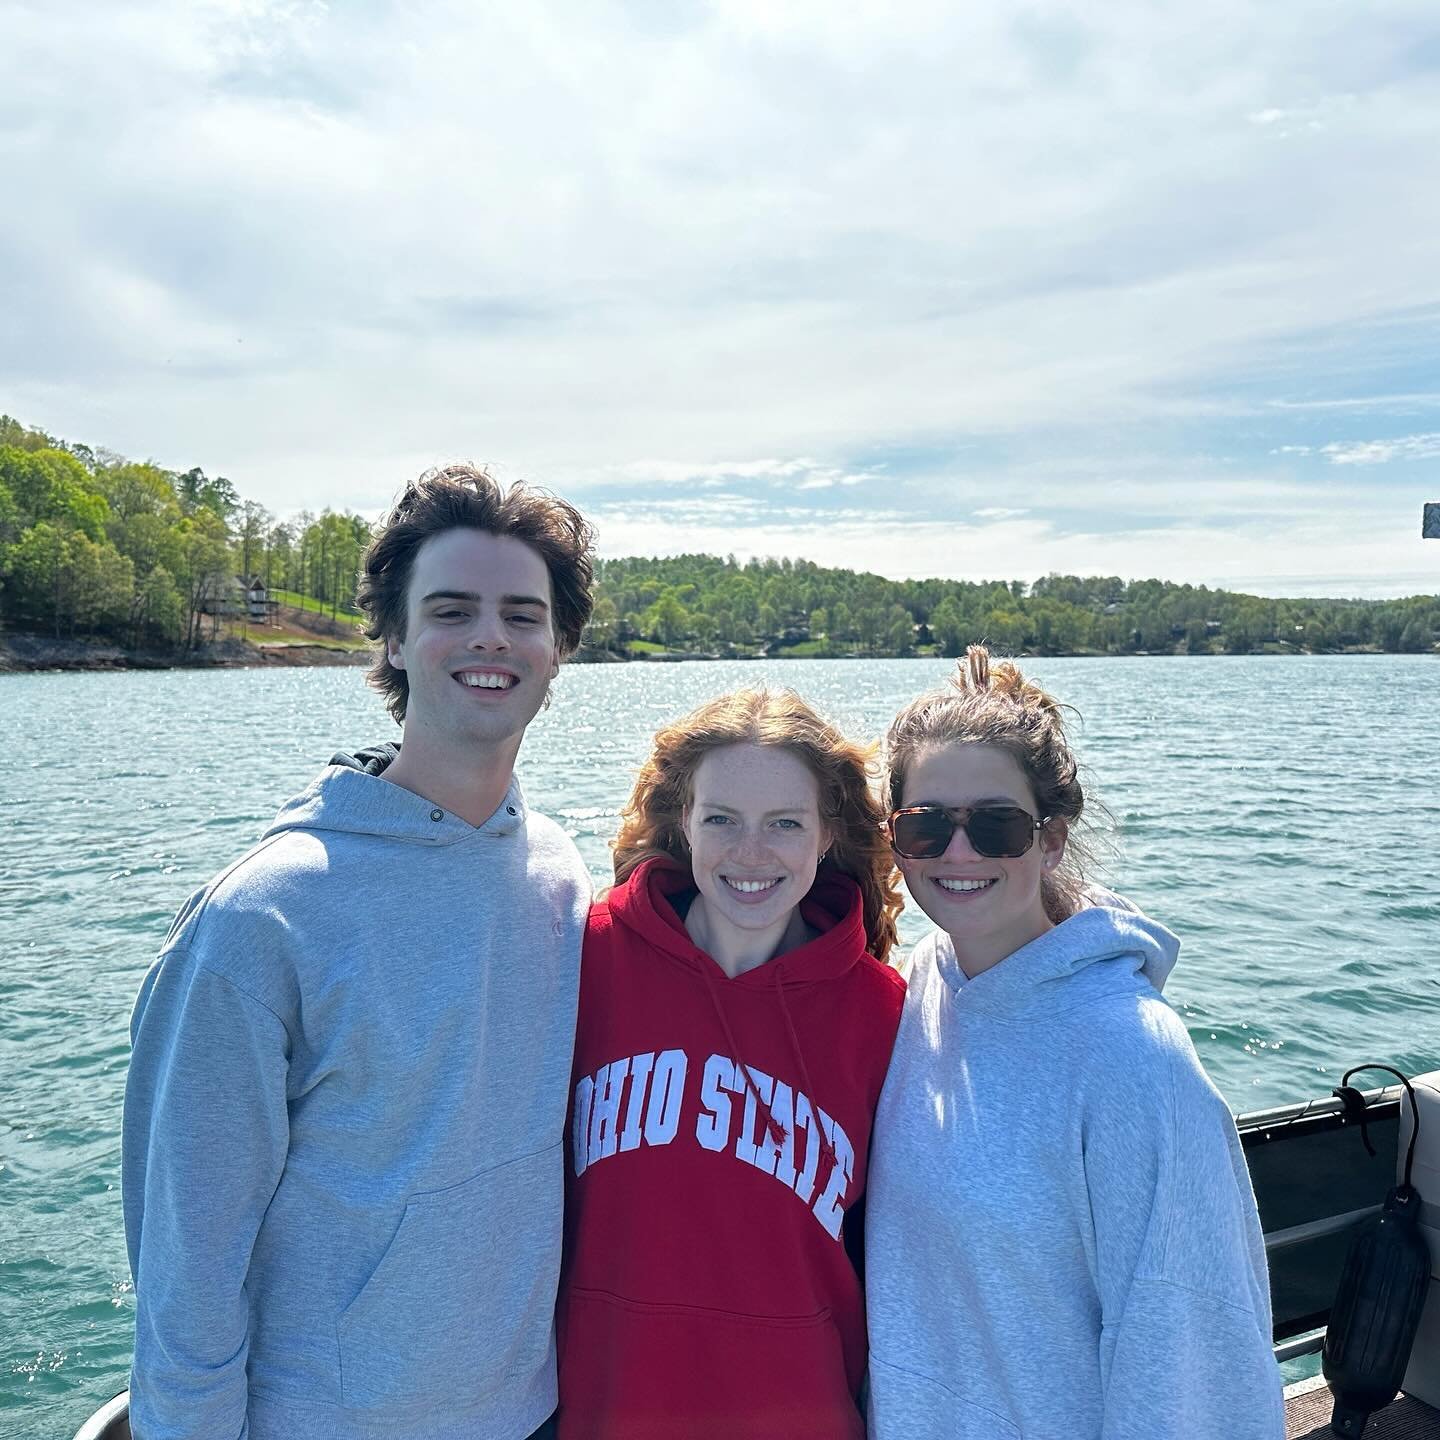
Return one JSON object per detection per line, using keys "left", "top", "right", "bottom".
{"left": 330, "top": 741, "right": 401, "bottom": 776}
{"left": 607, "top": 857, "right": 868, "bottom": 988}
{"left": 262, "top": 751, "right": 526, "bottom": 846}
{"left": 930, "top": 887, "right": 1179, "bottom": 1016}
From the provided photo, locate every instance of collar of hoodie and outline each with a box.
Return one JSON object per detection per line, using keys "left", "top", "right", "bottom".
{"left": 260, "top": 747, "right": 527, "bottom": 845}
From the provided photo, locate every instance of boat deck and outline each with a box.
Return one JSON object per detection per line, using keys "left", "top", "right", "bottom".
{"left": 75, "top": 1381, "right": 1440, "bottom": 1439}
{"left": 1286, "top": 1377, "right": 1440, "bottom": 1439}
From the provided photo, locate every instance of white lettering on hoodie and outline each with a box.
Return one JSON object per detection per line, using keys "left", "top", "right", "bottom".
{"left": 571, "top": 1048, "right": 855, "bottom": 1238}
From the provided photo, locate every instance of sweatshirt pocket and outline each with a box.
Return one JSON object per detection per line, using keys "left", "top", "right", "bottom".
{"left": 867, "top": 1356, "right": 1020, "bottom": 1440}
{"left": 338, "top": 1143, "right": 562, "bottom": 1409}
{"left": 558, "top": 1288, "right": 862, "bottom": 1440}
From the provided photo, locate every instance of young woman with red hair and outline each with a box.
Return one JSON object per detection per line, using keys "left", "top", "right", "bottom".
{"left": 555, "top": 688, "right": 905, "bottom": 1440}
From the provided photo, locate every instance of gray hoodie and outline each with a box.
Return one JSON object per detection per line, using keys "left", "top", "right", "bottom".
{"left": 123, "top": 763, "right": 590, "bottom": 1440}
{"left": 865, "top": 898, "right": 1284, "bottom": 1440}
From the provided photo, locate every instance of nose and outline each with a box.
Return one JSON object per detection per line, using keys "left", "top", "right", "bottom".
{"left": 941, "top": 819, "right": 981, "bottom": 863}
{"left": 732, "top": 824, "right": 772, "bottom": 862}
{"left": 466, "top": 609, "right": 510, "bottom": 651}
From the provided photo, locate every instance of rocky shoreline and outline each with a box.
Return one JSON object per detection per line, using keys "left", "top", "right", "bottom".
{"left": 0, "top": 634, "right": 371, "bottom": 672}
{"left": 0, "top": 634, "right": 1414, "bottom": 673}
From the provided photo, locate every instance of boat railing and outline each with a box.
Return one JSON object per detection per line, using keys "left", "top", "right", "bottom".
{"left": 1239, "top": 1083, "right": 1404, "bottom": 1359}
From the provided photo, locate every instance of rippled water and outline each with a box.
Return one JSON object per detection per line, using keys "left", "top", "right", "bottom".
{"left": 5, "top": 657, "right": 1438, "bottom": 1431}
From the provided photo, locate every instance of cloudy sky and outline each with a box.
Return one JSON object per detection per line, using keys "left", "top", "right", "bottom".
{"left": 3, "top": 0, "right": 1439, "bottom": 596}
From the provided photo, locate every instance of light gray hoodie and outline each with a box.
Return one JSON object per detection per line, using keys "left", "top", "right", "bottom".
{"left": 123, "top": 764, "right": 590, "bottom": 1440}
{"left": 865, "top": 898, "right": 1284, "bottom": 1440}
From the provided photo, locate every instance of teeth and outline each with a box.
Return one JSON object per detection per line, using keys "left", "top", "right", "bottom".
{"left": 725, "top": 877, "right": 781, "bottom": 894}
{"left": 935, "top": 878, "right": 995, "bottom": 893}
{"left": 458, "top": 672, "right": 513, "bottom": 689}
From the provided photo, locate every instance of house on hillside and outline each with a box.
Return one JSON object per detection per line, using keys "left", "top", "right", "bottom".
{"left": 243, "top": 575, "right": 281, "bottom": 625}
{"left": 199, "top": 575, "right": 281, "bottom": 625}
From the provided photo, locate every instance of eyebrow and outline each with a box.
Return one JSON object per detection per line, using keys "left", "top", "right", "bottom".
{"left": 694, "top": 801, "right": 811, "bottom": 818}
{"left": 420, "top": 590, "right": 550, "bottom": 610}
{"left": 910, "top": 795, "right": 1021, "bottom": 808}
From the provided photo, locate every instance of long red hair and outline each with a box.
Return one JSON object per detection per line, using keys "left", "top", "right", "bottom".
{"left": 613, "top": 688, "right": 902, "bottom": 964}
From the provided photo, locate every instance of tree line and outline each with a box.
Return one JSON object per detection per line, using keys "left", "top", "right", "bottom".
{"left": 2, "top": 413, "right": 1435, "bottom": 657}
{"left": 0, "top": 416, "right": 370, "bottom": 648}
{"left": 590, "top": 556, "right": 1440, "bottom": 657}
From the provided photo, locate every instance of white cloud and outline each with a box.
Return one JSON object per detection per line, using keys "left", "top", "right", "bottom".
{"left": 1, "top": 0, "right": 1438, "bottom": 595}
{"left": 1267, "top": 393, "right": 1440, "bottom": 412}
{"left": 582, "top": 457, "right": 880, "bottom": 491}
{"left": 1320, "top": 434, "right": 1440, "bottom": 465}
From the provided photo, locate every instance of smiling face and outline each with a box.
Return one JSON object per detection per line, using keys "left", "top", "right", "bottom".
{"left": 681, "top": 742, "right": 831, "bottom": 958}
{"left": 895, "top": 741, "right": 1067, "bottom": 976}
{"left": 386, "top": 527, "right": 560, "bottom": 767}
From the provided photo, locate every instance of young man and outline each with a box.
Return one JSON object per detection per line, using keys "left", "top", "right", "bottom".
{"left": 122, "top": 465, "right": 596, "bottom": 1440}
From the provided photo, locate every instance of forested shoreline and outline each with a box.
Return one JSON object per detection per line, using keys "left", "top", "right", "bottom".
{"left": 1, "top": 414, "right": 1436, "bottom": 668}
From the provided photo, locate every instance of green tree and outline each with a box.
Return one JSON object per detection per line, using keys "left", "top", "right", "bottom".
{"left": 691, "top": 611, "right": 717, "bottom": 648}
{"left": 983, "top": 607, "right": 1027, "bottom": 652}
{"left": 7, "top": 522, "right": 71, "bottom": 636}
{"left": 0, "top": 472, "right": 17, "bottom": 547}
{"left": 1223, "top": 622, "right": 1252, "bottom": 654}
{"left": 267, "top": 521, "right": 295, "bottom": 591}
{"left": 174, "top": 509, "right": 233, "bottom": 649}
{"left": 178, "top": 468, "right": 239, "bottom": 522}
{"left": 644, "top": 592, "right": 690, "bottom": 646}
{"left": 135, "top": 564, "right": 185, "bottom": 645}
{"left": 236, "top": 499, "right": 273, "bottom": 581}
{"left": 1399, "top": 619, "right": 1429, "bottom": 653}
{"left": 886, "top": 604, "right": 914, "bottom": 655}
{"left": 0, "top": 446, "right": 108, "bottom": 538}
{"left": 929, "top": 596, "right": 966, "bottom": 655}
{"left": 68, "top": 533, "right": 134, "bottom": 633}
{"left": 97, "top": 462, "right": 177, "bottom": 523}
{"left": 586, "top": 595, "right": 619, "bottom": 648}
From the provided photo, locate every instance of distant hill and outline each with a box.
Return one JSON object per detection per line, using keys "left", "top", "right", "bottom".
{"left": 590, "top": 553, "right": 1440, "bottom": 658}
{"left": 3, "top": 414, "right": 1435, "bottom": 663}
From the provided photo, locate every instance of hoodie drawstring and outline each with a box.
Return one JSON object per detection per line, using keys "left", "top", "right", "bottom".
{"left": 698, "top": 963, "right": 841, "bottom": 1204}
{"left": 702, "top": 966, "right": 787, "bottom": 1148}
{"left": 775, "top": 967, "right": 840, "bottom": 1199}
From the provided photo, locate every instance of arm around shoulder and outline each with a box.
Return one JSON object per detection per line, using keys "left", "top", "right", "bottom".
{"left": 123, "top": 943, "right": 291, "bottom": 1440}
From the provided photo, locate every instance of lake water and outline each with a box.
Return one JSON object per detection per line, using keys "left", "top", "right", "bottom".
{"left": 4, "top": 656, "right": 1438, "bottom": 1432}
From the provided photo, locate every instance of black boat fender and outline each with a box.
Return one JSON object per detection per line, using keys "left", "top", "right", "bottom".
{"left": 1322, "top": 1064, "right": 1430, "bottom": 1438}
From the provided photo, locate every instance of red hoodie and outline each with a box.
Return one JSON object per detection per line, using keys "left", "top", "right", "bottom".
{"left": 555, "top": 858, "right": 905, "bottom": 1440}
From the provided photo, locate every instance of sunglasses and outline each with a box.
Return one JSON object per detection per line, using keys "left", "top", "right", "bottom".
{"left": 886, "top": 804, "right": 1049, "bottom": 860}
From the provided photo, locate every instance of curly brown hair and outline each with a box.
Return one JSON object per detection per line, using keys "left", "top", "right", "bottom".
{"left": 357, "top": 462, "right": 596, "bottom": 723}
{"left": 884, "top": 644, "right": 1101, "bottom": 923}
{"left": 613, "top": 688, "right": 903, "bottom": 964}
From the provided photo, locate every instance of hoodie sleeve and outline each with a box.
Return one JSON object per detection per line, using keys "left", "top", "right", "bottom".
{"left": 122, "top": 943, "right": 291, "bottom": 1440}
{"left": 1081, "top": 1010, "right": 1284, "bottom": 1440}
